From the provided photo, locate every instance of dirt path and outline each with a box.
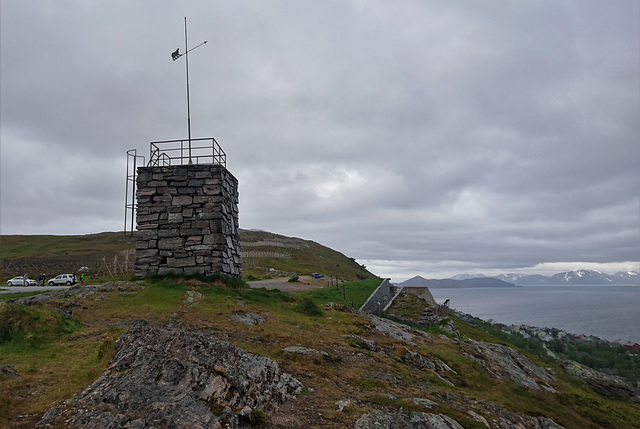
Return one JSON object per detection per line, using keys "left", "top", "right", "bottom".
{"left": 247, "top": 275, "right": 328, "bottom": 292}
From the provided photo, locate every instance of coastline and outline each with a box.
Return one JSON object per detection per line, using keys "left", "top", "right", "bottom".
{"left": 430, "top": 285, "right": 640, "bottom": 344}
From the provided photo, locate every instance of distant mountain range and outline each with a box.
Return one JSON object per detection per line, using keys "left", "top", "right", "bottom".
{"left": 397, "top": 276, "right": 517, "bottom": 288}
{"left": 444, "top": 270, "right": 638, "bottom": 286}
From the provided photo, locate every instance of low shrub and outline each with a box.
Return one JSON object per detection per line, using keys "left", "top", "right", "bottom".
{"left": 0, "top": 304, "right": 81, "bottom": 349}
{"left": 295, "top": 298, "right": 324, "bottom": 317}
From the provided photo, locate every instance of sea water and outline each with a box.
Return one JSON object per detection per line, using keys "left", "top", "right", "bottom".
{"left": 429, "top": 285, "right": 640, "bottom": 343}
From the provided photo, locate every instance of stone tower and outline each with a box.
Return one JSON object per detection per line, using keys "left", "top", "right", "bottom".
{"left": 133, "top": 139, "right": 241, "bottom": 278}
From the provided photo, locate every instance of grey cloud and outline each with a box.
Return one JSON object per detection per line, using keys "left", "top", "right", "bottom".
{"left": 1, "top": 1, "right": 638, "bottom": 280}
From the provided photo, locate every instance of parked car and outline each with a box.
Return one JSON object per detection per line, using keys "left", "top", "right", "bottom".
{"left": 6, "top": 276, "right": 37, "bottom": 286}
{"left": 48, "top": 274, "right": 76, "bottom": 286}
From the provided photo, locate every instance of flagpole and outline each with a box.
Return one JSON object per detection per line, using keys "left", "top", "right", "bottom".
{"left": 184, "top": 17, "right": 192, "bottom": 164}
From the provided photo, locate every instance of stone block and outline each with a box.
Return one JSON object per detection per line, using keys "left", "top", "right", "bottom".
{"left": 186, "top": 245, "right": 213, "bottom": 252}
{"left": 183, "top": 266, "right": 204, "bottom": 275}
{"left": 179, "top": 228, "right": 202, "bottom": 237}
{"left": 137, "top": 223, "right": 159, "bottom": 230}
{"left": 177, "top": 187, "right": 196, "bottom": 194}
{"left": 136, "top": 248, "right": 159, "bottom": 258}
{"left": 136, "top": 241, "right": 149, "bottom": 250}
{"left": 202, "top": 185, "right": 221, "bottom": 195}
{"left": 137, "top": 213, "right": 159, "bottom": 223}
{"left": 158, "top": 237, "right": 184, "bottom": 250}
{"left": 203, "top": 234, "right": 224, "bottom": 245}
{"left": 157, "top": 266, "right": 181, "bottom": 275}
{"left": 158, "top": 228, "right": 179, "bottom": 238}
{"left": 185, "top": 236, "right": 202, "bottom": 246}
{"left": 192, "top": 196, "right": 211, "bottom": 204}
{"left": 136, "top": 188, "right": 156, "bottom": 197}
{"left": 191, "top": 220, "right": 209, "bottom": 229}
{"left": 155, "top": 187, "right": 177, "bottom": 195}
{"left": 167, "top": 256, "right": 196, "bottom": 268}
{"left": 136, "top": 230, "right": 158, "bottom": 240}
{"left": 167, "top": 212, "right": 183, "bottom": 223}
{"left": 173, "top": 195, "right": 193, "bottom": 206}
{"left": 136, "top": 256, "right": 162, "bottom": 265}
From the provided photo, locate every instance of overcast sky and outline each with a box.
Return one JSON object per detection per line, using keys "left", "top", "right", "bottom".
{"left": 1, "top": 1, "right": 638, "bottom": 281}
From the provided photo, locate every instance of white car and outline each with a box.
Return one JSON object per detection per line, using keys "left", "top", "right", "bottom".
{"left": 48, "top": 274, "right": 76, "bottom": 286}
{"left": 6, "top": 276, "right": 37, "bottom": 286}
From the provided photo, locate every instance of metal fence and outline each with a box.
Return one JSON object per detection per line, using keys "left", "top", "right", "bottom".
{"left": 147, "top": 137, "right": 226, "bottom": 167}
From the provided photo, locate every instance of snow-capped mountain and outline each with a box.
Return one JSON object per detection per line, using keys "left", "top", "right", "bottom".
{"left": 495, "top": 274, "right": 549, "bottom": 286}
{"left": 400, "top": 270, "right": 639, "bottom": 286}
{"left": 448, "top": 273, "right": 486, "bottom": 280}
{"left": 495, "top": 270, "right": 639, "bottom": 286}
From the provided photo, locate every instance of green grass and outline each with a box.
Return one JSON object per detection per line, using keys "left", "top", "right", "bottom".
{"left": 295, "top": 278, "right": 382, "bottom": 308}
{"left": 295, "top": 298, "right": 324, "bottom": 317}
{"left": 0, "top": 303, "right": 81, "bottom": 350}
{"left": 0, "top": 290, "right": 54, "bottom": 301}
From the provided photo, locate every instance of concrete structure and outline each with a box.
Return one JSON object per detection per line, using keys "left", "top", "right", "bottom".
{"left": 360, "top": 281, "right": 441, "bottom": 317}
{"left": 359, "top": 279, "right": 398, "bottom": 316}
{"left": 134, "top": 164, "right": 241, "bottom": 278}
{"left": 402, "top": 286, "right": 437, "bottom": 306}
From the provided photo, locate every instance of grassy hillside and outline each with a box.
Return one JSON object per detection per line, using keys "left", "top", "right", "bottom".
{"left": 0, "top": 230, "right": 375, "bottom": 282}
{"left": 0, "top": 233, "right": 136, "bottom": 260}
{"left": 239, "top": 229, "right": 374, "bottom": 281}
{"left": 1, "top": 277, "right": 638, "bottom": 428}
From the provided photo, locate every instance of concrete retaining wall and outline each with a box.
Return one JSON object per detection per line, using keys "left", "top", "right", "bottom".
{"left": 359, "top": 278, "right": 396, "bottom": 316}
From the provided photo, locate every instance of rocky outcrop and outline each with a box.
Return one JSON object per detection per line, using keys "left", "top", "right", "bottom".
{"left": 354, "top": 410, "right": 464, "bottom": 428}
{"left": 8, "top": 282, "right": 143, "bottom": 306}
{"left": 461, "top": 340, "right": 556, "bottom": 392}
{"left": 403, "top": 350, "right": 456, "bottom": 387}
{"left": 38, "top": 324, "right": 302, "bottom": 428}
{"left": 561, "top": 359, "right": 640, "bottom": 403}
{"left": 365, "top": 313, "right": 421, "bottom": 344}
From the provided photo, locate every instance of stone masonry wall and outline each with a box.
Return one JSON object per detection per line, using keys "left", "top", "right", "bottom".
{"left": 134, "top": 164, "right": 241, "bottom": 278}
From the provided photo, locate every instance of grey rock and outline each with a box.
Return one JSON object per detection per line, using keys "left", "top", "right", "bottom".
{"left": 366, "top": 314, "right": 415, "bottom": 344}
{"left": 38, "top": 325, "right": 302, "bottom": 428}
{"left": 441, "top": 319, "right": 461, "bottom": 338}
{"left": 495, "top": 416, "right": 566, "bottom": 429}
{"left": 354, "top": 410, "right": 464, "bottom": 428}
{"left": 561, "top": 359, "right": 640, "bottom": 403}
{"left": 403, "top": 349, "right": 436, "bottom": 371}
{"left": 282, "top": 346, "right": 329, "bottom": 357}
{"left": 57, "top": 308, "right": 73, "bottom": 319}
{"left": 0, "top": 365, "right": 20, "bottom": 379}
{"left": 462, "top": 340, "right": 556, "bottom": 392}
{"left": 334, "top": 399, "right": 352, "bottom": 412}
{"left": 411, "top": 398, "right": 439, "bottom": 408}
{"left": 346, "top": 335, "right": 379, "bottom": 351}
{"left": 231, "top": 311, "right": 266, "bottom": 325}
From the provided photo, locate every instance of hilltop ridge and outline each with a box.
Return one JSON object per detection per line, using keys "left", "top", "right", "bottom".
{"left": 0, "top": 230, "right": 375, "bottom": 282}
